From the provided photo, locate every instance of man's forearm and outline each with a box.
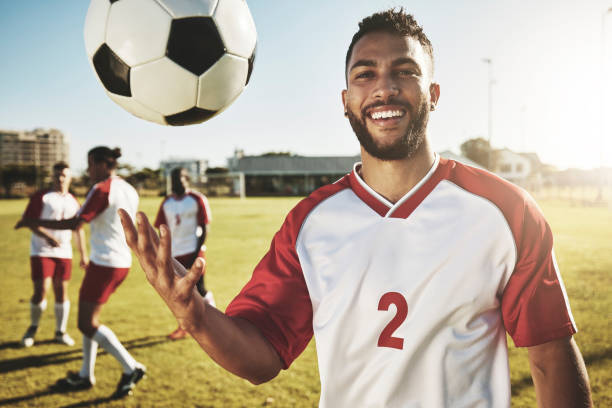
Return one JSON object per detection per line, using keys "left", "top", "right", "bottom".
{"left": 29, "top": 226, "right": 55, "bottom": 241}
{"left": 528, "top": 337, "right": 592, "bottom": 407}
{"left": 32, "top": 216, "right": 81, "bottom": 231}
{"left": 75, "top": 227, "right": 88, "bottom": 261}
{"left": 184, "top": 297, "right": 282, "bottom": 384}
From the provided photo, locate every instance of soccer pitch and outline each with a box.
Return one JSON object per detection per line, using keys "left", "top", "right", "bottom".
{"left": 0, "top": 196, "right": 610, "bottom": 407}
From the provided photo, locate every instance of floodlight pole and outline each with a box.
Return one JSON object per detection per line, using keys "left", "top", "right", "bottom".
{"left": 598, "top": 7, "right": 612, "bottom": 201}
{"left": 482, "top": 58, "right": 494, "bottom": 170}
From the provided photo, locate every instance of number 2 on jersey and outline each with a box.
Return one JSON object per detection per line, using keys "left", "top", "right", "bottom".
{"left": 377, "top": 292, "right": 408, "bottom": 350}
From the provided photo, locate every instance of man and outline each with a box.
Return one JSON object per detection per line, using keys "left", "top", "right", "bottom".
{"left": 17, "top": 147, "right": 144, "bottom": 399}
{"left": 20, "top": 162, "right": 88, "bottom": 348}
{"left": 119, "top": 9, "right": 592, "bottom": 407}
{"left": 154, "top": 167, "right": 214, "bottom": 340}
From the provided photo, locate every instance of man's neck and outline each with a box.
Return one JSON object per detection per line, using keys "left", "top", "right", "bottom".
{"left": 52, "top": 185, "right": 68, "bottom": 194}
{"left": 359, "top": 141, "right": 435, "bottom": 204}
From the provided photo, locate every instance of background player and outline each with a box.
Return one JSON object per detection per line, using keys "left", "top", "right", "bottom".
{"left": 19, "top": 161, "right": 87, "bottom": 348}
{"left": 16, "top": 146, "right": 145, "bottom": 399}
{"left": 119, "top": 8, "right": 592, "bottom": 408}
{"left": 154, "top": 167, "right": 214, "bottom": 340}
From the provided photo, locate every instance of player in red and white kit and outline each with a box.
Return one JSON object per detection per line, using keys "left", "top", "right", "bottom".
{"left": 17, "top": 146, "right": 145, "bottom": 399}
{"left": 19, "top": 162, "right": 88, "bottom": 348}
{"left": 154, "top": 167, "right": 214, "bottom": 340}
{"left": 119, "top": 9, "right": 593, "bottom": 407}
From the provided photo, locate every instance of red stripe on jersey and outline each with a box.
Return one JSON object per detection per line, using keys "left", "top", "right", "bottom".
{"left": 348, "top": 172, "right": 389, "bottom": 216}
{"left": 390, "top": 157, "right": 452, "bottom": 219}
{"left": 23, "top": 189, "right": 49, "bottom": 219}
{"left": 226, "top": 176, "right": 351, "bottom": 368}
{"left": 78, "top": 178, "right": 111, "bottom": 222}
{"left": 187, "top": 191, "right": 210, "bottom": 225}
{"left": 445, "top": 159, "right": 576, "bottom": 346}
{"left": 154, "top": 197, "right": 169, "bottom": 228}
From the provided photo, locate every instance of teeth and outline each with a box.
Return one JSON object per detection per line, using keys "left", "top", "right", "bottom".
{"left": 371, "top": 110, "right": 404, "bottom": 120}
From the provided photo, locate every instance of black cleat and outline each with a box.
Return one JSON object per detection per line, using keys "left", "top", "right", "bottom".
{"left": 20, "top": 325, "right": 38, "bottom": 348}
{"left": 111, "top": 365, "right": 146, "bottom": 399}
{"left": 53, "top": 371, "right": 94, "bottom": 391}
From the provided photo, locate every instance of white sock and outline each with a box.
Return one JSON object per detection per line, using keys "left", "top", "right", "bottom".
{"left": 79, "top": 335, "right": 98, "bottom": 383}
{"left": 93, "top": 325, "right": 137, "bottom": 374}
{"left": 54, "top": 301, "right": 70, "bottom": 333}
{"left": 30, "top": 299, "right": 47, "bottom": 327}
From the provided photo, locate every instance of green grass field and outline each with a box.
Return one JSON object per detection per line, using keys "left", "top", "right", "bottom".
{"left": 0, "top": 196, "right": 610, "bottom": 407}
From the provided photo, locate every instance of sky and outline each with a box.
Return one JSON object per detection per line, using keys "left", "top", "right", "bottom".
{"left": 1, "top": 0, "right": 612, "bottom": 172}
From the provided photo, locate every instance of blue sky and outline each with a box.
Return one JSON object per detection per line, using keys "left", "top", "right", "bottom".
{"left": 1, "top": 0, "right": 611, "bottom": 172}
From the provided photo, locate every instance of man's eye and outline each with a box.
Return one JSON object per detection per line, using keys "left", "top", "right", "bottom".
{"left": 398, "top": 70, "right": 415, "bottom": 76}
{"left": 355, "top": 71, "right": 373, "bottom": 79}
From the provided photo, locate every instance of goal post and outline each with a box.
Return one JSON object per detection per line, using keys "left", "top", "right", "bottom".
{"left": 195, "top": 172, "right": 245, "bottom": 199}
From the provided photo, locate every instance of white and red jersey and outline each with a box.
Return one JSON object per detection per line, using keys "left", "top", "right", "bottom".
{"left": 154, "top": 190, "right": 211, "bottom": 257}
{"left": 226, "top": 155, "right": 576, "bottom": 408}
{"left": 77, "top": 176, "right": 138, "bottom": 268}
{"left": 24, "top": 189, "right": 80, "bottom": 259}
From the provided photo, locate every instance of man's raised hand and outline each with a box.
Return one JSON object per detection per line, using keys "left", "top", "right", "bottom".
{"left": 118, "top": 209, "right": 207, "bottom": 330}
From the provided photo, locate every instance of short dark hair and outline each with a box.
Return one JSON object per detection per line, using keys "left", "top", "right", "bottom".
{"left": 345, "top": 8, "right": 434, "bottom": 79}
{"left": 52, "top": 161, "right": 69, "bottom": 172}
{"left": 88, "top": 146, "right": 121, "bottom": 169}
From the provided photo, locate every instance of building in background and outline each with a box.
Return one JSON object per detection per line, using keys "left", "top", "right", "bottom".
{"left": 493, "top": 148, "right": 543, "bottom": 190}
{"left": 228, "top": 149, "right": 360, "bottom": 196}
{"left": 0, "top": 128, "right": 69, "bottom": 173}
{"left": 227, "top": 150, "right": 482, "bottom": 197}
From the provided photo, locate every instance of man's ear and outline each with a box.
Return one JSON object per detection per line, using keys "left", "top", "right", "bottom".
{"left": 429, "top": 83, "right": 440, "bottom": 109}
{"left": 341, "top": 90, "right": 348, "bottom": 117}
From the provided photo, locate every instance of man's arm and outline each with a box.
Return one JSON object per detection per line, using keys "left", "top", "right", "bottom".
{"left": 527, "top": 336, "right": 592, "bottom": 408}
{"left": 74, "top": 225, "right": 89, "bottom": 268}
{"left": 119, "top": 209, "right": 283, "bottom": 384}
{"left": 16, "top": 216, "right": 82, "bottom": 231}
{"left": 28, "top": 226, "right": 60, "bottom": 247}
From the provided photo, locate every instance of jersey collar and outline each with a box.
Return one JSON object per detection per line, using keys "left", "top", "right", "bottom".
{"left": 349, "top": 154, "right": 450, "bottom": 218}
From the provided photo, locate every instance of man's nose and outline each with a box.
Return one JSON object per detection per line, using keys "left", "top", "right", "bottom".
{"left": 372, "top": 74, "right": 400, "bottom": 100}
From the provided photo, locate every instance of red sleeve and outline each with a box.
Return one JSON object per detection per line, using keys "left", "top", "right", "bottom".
{"left": 500, "top": 197, "right": 576, "bottom": 346}
{"left": 24, "top": 190, "right": 47, "bottom": 219}
{"left": 445, "top": 160, "right": 576, "bottom": 347}
{"left": 154, "top": 199, "right": 168, "bottom": 228}
{"left": 189, "top": 192, "right": 210, "bottom": 225}
{"left": 225, "top": 179, "right": 349, "bottom": 368}
{"left": 77, "top": 179, "right": 111, "bottom": 222}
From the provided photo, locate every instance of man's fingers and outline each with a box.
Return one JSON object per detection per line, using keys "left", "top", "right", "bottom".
{"left": 155, "top": 224, "right": 175, "bottom": 288}
{"left": 171, "top": 258, "right": 188, "bottom": 278}
{"left": 136, "top": 212, "right": 155, "bottom": 253}
{"left": 146, "top": 218, "right": 160, "bottom": 249}
{"left": 184, "top": 257, "right": 206, "bottom": 291}
{"left": 118, "top": 209, "right": 138, "bottom": 249}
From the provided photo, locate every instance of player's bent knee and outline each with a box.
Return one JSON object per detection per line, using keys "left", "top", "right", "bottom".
{"left": 78, "top": 321, "right": 97, "bottom": 337}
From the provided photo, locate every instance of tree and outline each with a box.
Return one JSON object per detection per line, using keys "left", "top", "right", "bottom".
{"left": 460, "top": 137, "right": 495, "bottom": 170}
{"left": 0, "top": 165, "right": 43, "bottom": 197}
{"left": 126, "top": 167, "right": 162, "bottom": 190}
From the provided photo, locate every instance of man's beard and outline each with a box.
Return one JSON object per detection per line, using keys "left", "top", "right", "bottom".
{"left": 347, "top": 96, "right": 430, "bottom": 161}
{"left": 172, "top": 185, "right": 186, "bottom": 195}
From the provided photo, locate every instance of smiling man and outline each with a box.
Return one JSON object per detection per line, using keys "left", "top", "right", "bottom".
{"left": 119, "top": 8, "right": 592, "bottom": 407}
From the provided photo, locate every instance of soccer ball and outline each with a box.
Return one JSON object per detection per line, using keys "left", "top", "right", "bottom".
{"left": 84, "top": 0, "right": 257, "bottom": 126}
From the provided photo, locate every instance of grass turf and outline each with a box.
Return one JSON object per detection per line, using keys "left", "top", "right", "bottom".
{"left": 0, "top": 196, "right": 609, "bottom": 407}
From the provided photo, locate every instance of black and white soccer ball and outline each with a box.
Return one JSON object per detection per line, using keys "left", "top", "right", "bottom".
{"left": 84, "top": 0, "right": 257, "bottom": 126}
